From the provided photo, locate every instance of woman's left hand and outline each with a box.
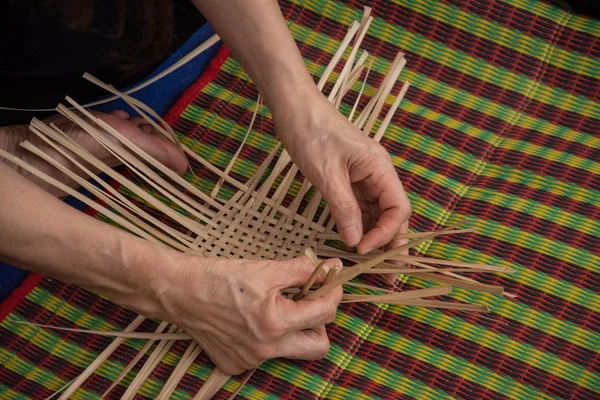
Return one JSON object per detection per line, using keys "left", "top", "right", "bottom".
{"left": 274, "top": 92, "right": 411, "bottom": 255}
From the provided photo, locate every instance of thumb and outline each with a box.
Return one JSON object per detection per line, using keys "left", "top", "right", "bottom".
{"left": 97, "top": 113, "right": 189, "bottom": 175}
{"left": 323, "top": 179, "right": 363, "bottom": 247}
{"left": 274, "top": 256, "right": 341, "bottom": 289}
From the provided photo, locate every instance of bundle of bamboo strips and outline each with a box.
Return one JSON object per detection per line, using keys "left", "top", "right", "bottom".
{"left": 1, "top": 7, "right": 514, "bottom": 399}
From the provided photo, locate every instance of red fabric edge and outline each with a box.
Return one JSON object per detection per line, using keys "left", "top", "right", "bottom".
{"left": 0, "top": 273, "right": 43, "bottom": 322}
{"left": 0, "top": 45, "right": 232, "bottom": 324}
{"left": 163, "top": 45, "right": 231, "bottom": 125}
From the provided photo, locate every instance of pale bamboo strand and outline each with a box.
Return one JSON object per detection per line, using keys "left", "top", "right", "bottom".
{"left": 211, "top": 95, "right": 262, "bottom": 198}
{"left": 316, "top": 21, "right": 360, "bottom": 90}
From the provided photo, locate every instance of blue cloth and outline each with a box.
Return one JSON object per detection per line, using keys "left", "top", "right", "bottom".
{"left": 0, "top": 24, "right": 221, "bottom": 301}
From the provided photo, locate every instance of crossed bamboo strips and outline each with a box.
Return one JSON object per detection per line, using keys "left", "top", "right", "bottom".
{"left": 1, "top": 7, "right": 514, "bottom": 399}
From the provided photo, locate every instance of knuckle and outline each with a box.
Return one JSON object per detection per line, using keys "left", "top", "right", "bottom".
{"left": 260, "top": 313, "right": 288, "bottom": 340}
{"left": 400, "top": 203, "right": 412, "bottom": 220}
{"left": 324, "top": 307, "right": 337, "bottom": 324}
{"left": 250, "top": 344, "right": 275, "bottom": 362}
{"left": 332, "top": 200, "right": 359, "bottom": 216}
{"left": 322, "top": 301, "right": 339, "bottom": 324}
{"left": 219, "top": 362, "right": 246, "bottom": 376}
{"left": 314, "top": 338, "right": 331, "bottom": 359}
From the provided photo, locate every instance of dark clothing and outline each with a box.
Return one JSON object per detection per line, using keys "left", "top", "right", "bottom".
{"left": 0, "top": 0, "right": 204, "bottom": 126}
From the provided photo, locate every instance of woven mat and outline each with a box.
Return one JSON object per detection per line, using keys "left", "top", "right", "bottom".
{"left": 2, "top": 0, "right": 600, "bottom": 398}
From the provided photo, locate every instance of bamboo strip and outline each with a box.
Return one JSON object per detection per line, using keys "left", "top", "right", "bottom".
{"left": 21, "top": 132, "right": 191, "bottom": 251}
{"left": 387, "top": 299, "right": 490, "bottom": 313}
{"left": 211, "top": 95, "right": 261, "bottom": 198}
{"left": 348, "top": 59, "right": 373, "bottom": 123}
{"left": 316, "top": 21, "right": 360, "bottom": 90}
{"left": 373, "top": 81, "right": 410, "bottom": 142}
{"left": 0, "top": 149, "right": 168, "bottom": 248}
{"left": 9, "top": 320, "right": 191, "bottom": 340}
{"left": 354, "top": 52, "right": 405, "bottom": 130}
{"left": 341, "top": 286, "right": 451, "bottom": 303}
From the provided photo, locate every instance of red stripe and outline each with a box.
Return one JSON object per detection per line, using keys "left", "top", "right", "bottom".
{"left": 164, "top": 45, "right": 231, "bottom": 125}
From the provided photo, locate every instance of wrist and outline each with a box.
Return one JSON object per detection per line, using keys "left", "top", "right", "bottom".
{"left": 121, "top": 239, "right": 184, "bottom": 319}
{"left": 0, "top": 124, "right": 27, "bottom": 155}
{"left": 272, "top": 90, "right": 333, "bottom": 145}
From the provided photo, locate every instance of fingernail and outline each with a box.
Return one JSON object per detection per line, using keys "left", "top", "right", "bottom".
{"left": 340, "top": 226, "right": 361, "bottom": 247}
{"left": 358, "top": 243, "right": 374, "bottom": 255}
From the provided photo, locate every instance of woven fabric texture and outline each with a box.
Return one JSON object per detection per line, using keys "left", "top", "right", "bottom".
{"left": 1, "top": 0, "right": 599, "bottom": 399}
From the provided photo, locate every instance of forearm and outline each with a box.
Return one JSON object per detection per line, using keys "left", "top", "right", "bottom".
{"left": 1, "top": 124, "right": 27, "bottom": 170}
{"left": 192, "top": 0, "right": 322, "bottom": 122}
{"left": 0, "top": 162, "right": 169, "bottom": 313}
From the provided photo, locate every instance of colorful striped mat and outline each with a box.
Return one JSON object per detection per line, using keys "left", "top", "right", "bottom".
{"left": 1, "top": 0, "right": 599, "bottom": 398}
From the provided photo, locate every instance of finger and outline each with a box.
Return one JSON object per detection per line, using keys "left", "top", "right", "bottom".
{"left": 110, "top": 110, "right": 130, "bottom": 120}
{"left": 97, "top": 114, "right": 189, "bottom": 175}
{"left": 273, "top": 256, "right": 341, "bottom": 289}
{"left": 278, "top": 326, "right": 330, "bottom": 360}
{"left": 323, "top": 177, "right": 363, "bottom": 247}
{"left": 357, "top": 172, "right": 411, "bottom": 254}
{"left": 281, "top": 284, "right": 343, "bottom": 331}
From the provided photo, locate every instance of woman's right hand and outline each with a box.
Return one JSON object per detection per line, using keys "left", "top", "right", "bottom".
{"left": 144, "top": 252, "right": 343, "bottom": 375}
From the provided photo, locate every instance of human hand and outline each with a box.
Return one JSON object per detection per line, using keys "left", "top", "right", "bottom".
{"left": 4, "top": 110, "right": 188, "bottom": 197}
{"left": 274, "top": 93, "right": 411, "bottom": 255}
{"left": 148, "top": 254, "right": 343, "bottom": 375}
